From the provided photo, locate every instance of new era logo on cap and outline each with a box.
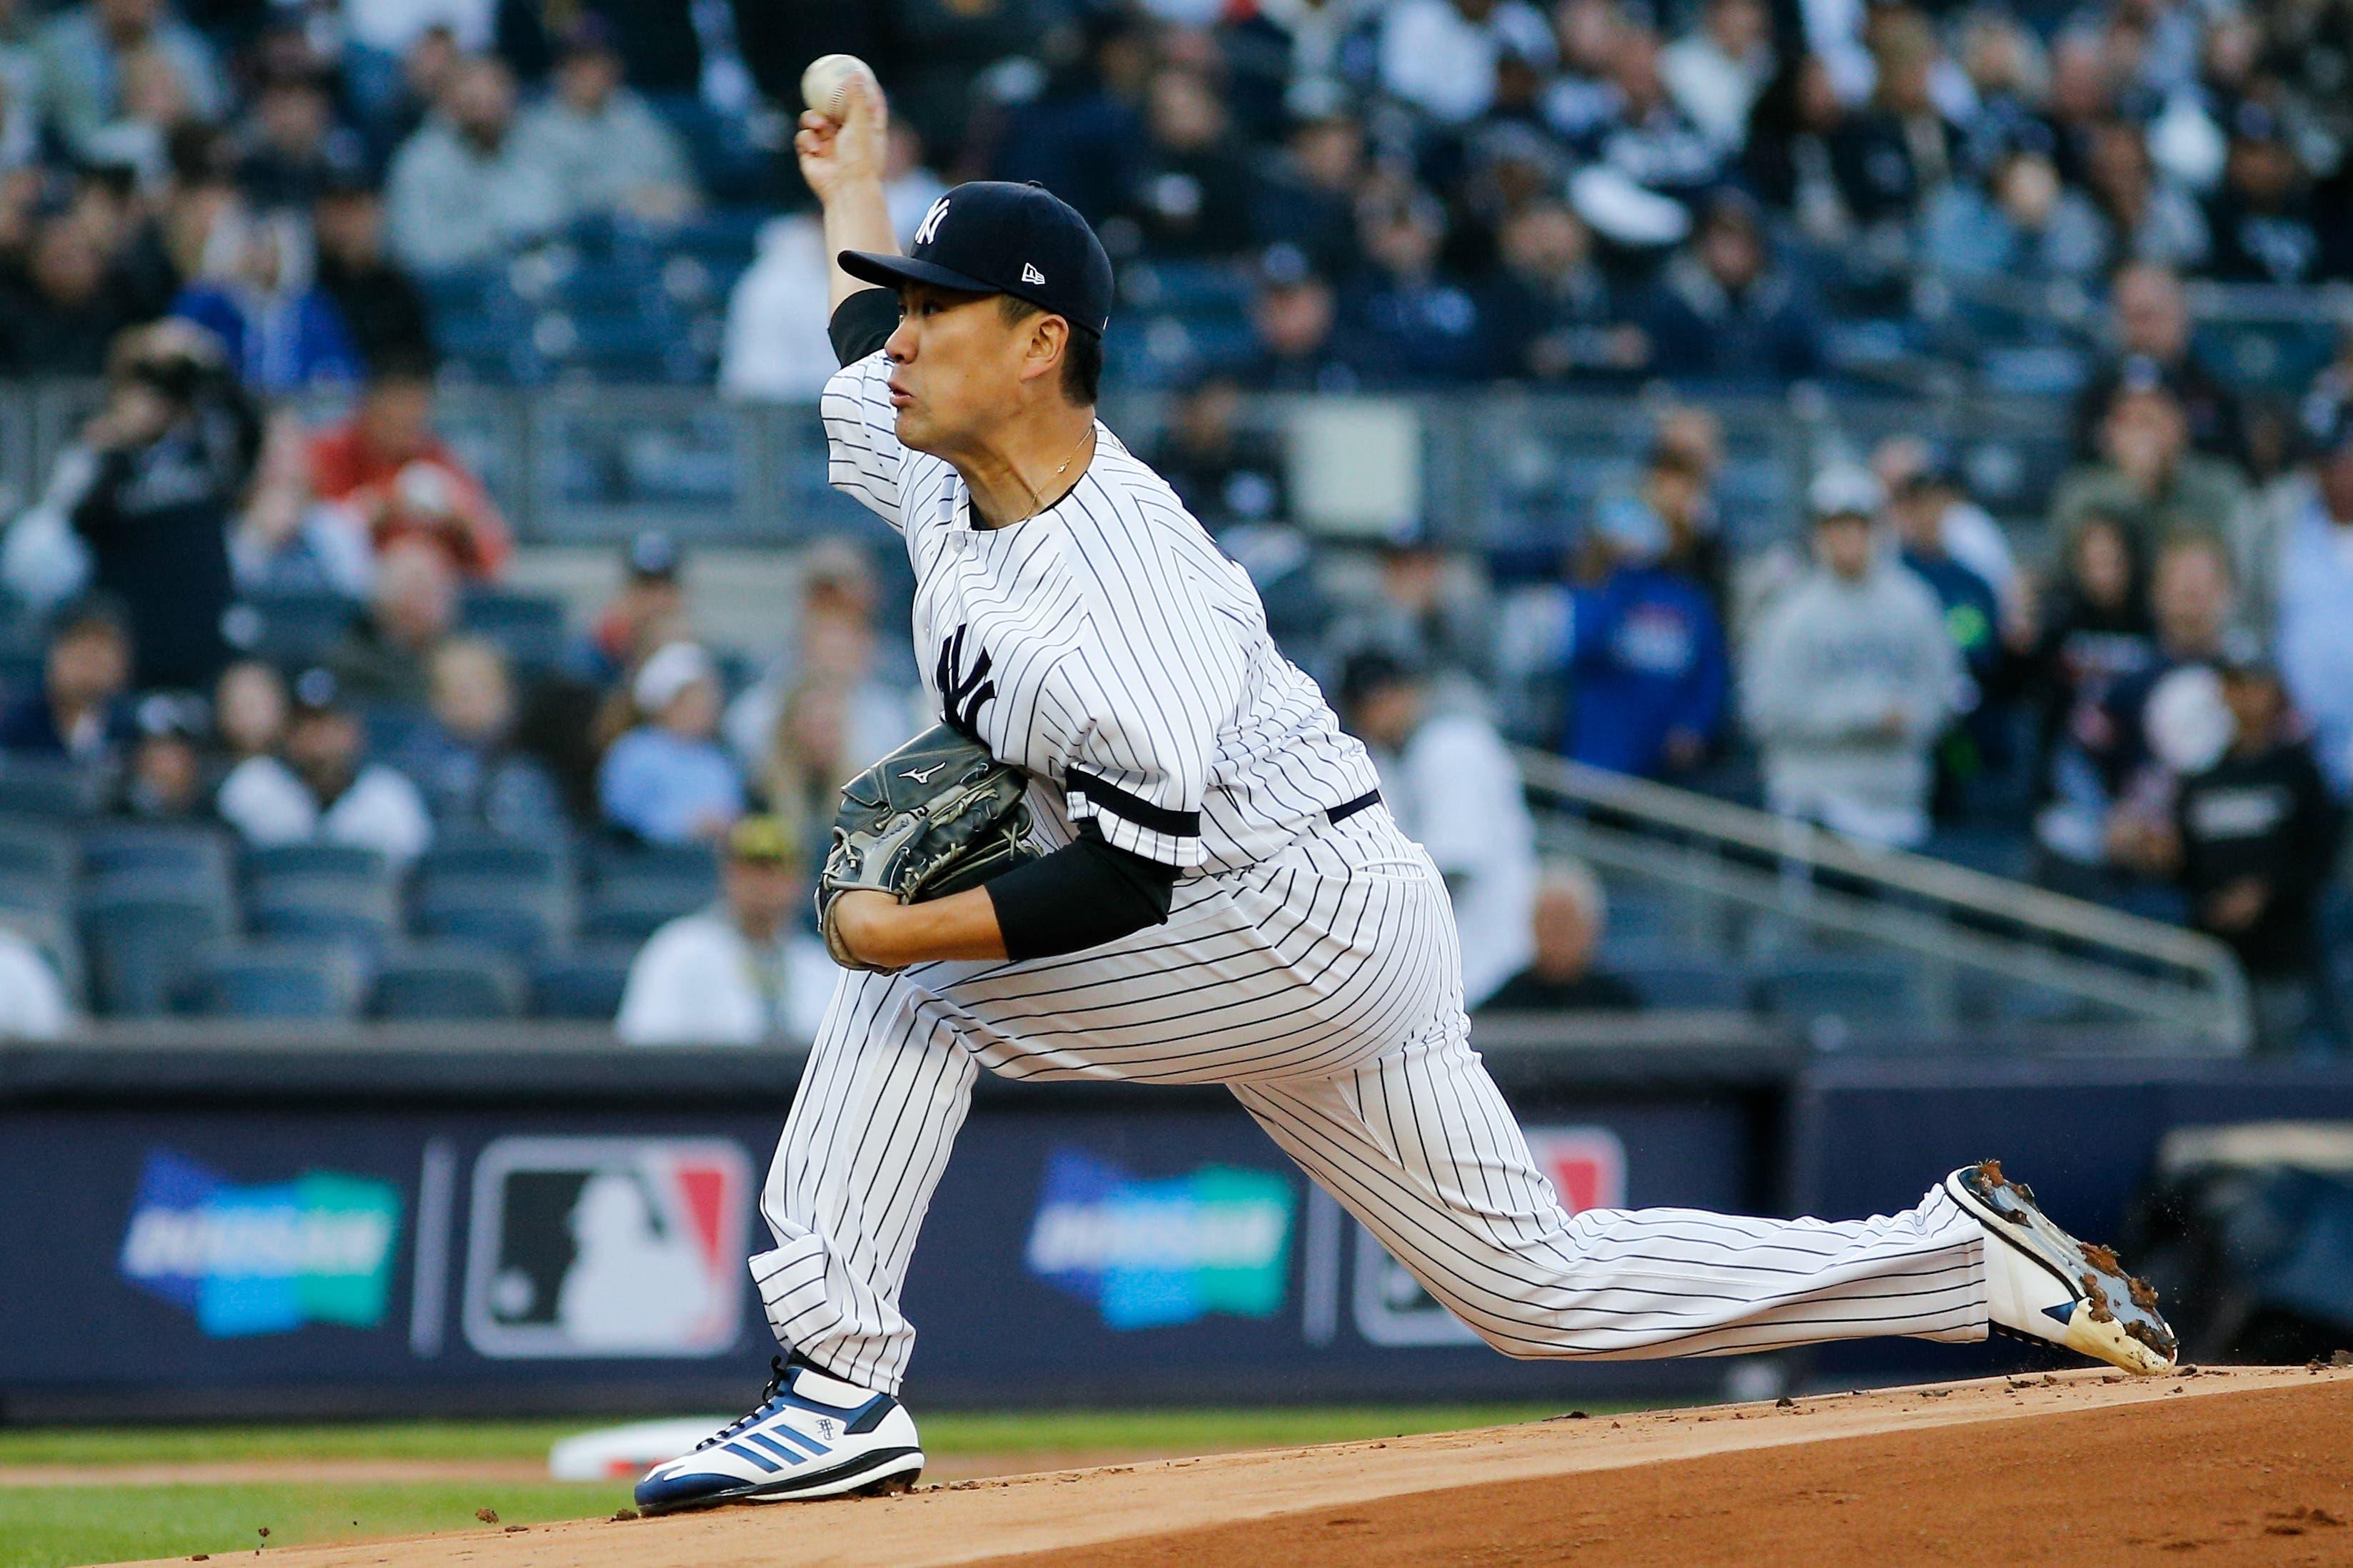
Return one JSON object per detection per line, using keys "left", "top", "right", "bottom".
{"left": 1022, "top": 263, "right": 1046, "bottom": 285}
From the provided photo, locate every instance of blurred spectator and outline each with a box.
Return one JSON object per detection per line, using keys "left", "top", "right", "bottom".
{"left": 1, "top": 321, "right": 256, "bottom": 689}
{"left": 1643, "top": 193, "right": 1821, "bottom": 385}
{"left": 1478, "top": 197, "right": 1647, "bottom": 382}
{"left": 0, "top": 923, "right": 72, "bottom": 1039}
{"left": 231, "top": 414, "right": 373, "bottom": 600}
{"left": 169, "top": 207, "right": 363, "bottom": 393}
{"left": 2164, "top": 651, "right": 2343, "bottom": 1051}
{"left": 0, "top": 208, "right": 143, "bottom": 375}
{"left": 1221, "top": 0, "right": 1380, "bottom": 136}
{"left": 213, "top": 655, "right": 285, "bottom": 763}
{"left": 216, "top": 665, "right": 433, "bottom": 867}
{"left": 0, "top": 596, "right": 131, "bottom": 764}
{"left": 2022, "top": 511, "right": 2157, "bottom": 864}
{"left": 1147, "top": 375, "right": 1287, "bottom": 530}
{"left": 1379, "top": 0, "right": 1553, "bottom": 126}
{"left": 513, "top": 19, "right": 699, "bottom": 227}
{"left": 1339, "top": 647, "right": 1534, "bottom": 1008}
{"left": 2092, "top": 534, "right": 2240, "bottom": 879}
{"left": 1247, "top": 103, "right": 1364, "bottom": 278}
{"left": 394, "top": 634, "right": 565, "bottom": 841}
{"left": 727, "top": 539, "right": 911, "bottom": 804}
{"left": 1740, "top": 54, "right": 1853, "bottom": 244}
{"left": 1742, "top": 467, "right": 1961, "bottom": 848}
{"left": 341, "top": 7, "right": 493, "bottom": 133}
{"left": 31, "top": 0, "right": 226, "bottom": 163}
{"left": 1336, "top": 187, "right": 1485, "bottom": 384}
{"left": 307, "top": 353, "right": 512, "bottom": 577}
{"left": 328, "top": 538, "right": 454, "bottom": 707}
{"left": 1922, "top": 150, "right": 2106, "bottom": 285}
{"left": 1245, "top": 247, "right": 1354, "bottom": 393}
{"left": 615, "top": 814, "right": 833, "bottom": 1046}
{"left": 311, "top": 172, "right": 433, "bottom": 370}
{"left": 569, "top": 528, "right": 686, "bottom": 689}
{"left": 2080, "top": 120, "right": 2209, "bottom": 275}
{"left": 2051, "top": 377, "right": 2249, "bottom": 555}
{"left": 1118, "top": 65, "right": 1254, "bottom": 259}
{"left": 1587, "top": 24, "right": 1723, "bottom": 217}
{"left": 1871, "top": 436, "right": 2017, "bottom": 610}
{"left": 1330, "top": 517, "right": 1496, "bottom": 686}
{"left": 2276, "top": 405, "right": 2353, "bottom": 797}
{"left": 1661, "top": 0, "right": 1771, "bottom": 151}
{"left": 1481, "top": 860, "right": 1642, "bottom": 1011}
{"left": 2072, "top": 264, "right": 2246, "bottom": 464}
{"left": 1890, "top": 461, "right": 2006, "bottom": 806}
{"left": 2202, "top": 103, "right": 2329, "bottom": 285}
{"left": 118, "top": 689, "right": 207, "bottom": 819}
{"left": 1557, "top": 488, "right": 1728, "bottom": 782}
{"left": 383, "top": 54, "right": 563, "bottom": 274}
{"left": 599, "top": 639, "right": 742, "bottom": 846}
{"left": 235, "top": 70, "right": 361, "bottom": 209}
{"left": 719, "top": 213, "right": 833, "bottom": 401}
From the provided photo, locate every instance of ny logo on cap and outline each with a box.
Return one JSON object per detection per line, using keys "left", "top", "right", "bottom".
{"left": 1021, "top": 263, "right": 1046, "bottom": 285}
{"left": 914, "top": 197, "right": 949, "bottom": 248}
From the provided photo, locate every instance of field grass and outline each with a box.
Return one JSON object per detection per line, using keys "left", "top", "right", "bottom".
{"left": 0, "top": 1403, "right": 1576, "bottom": 1568}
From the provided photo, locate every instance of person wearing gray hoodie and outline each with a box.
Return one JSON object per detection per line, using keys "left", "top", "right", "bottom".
{"left": 1743, "top": 467, "right": 1964, "bottom": 847}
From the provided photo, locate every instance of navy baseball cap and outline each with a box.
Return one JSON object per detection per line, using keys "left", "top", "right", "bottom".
{"left": 840, "top": 181, "right": 1114, "bottom": 337}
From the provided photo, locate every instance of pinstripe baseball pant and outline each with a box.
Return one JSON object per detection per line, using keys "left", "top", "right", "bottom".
{"left": 752, "top": 808, "right": 1988, "bottom": 1393}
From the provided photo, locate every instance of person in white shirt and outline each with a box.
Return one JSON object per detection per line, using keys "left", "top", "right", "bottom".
{"left": 0, "top": 925, "right": 72, "bottom": 1039}
{"left": 615, "top": 814, "right": 835, "bottom": 1046}
{"left": 216, "top": 667, "right": 433, "bottom": 869}
{"left": 1338, "top": 647, "right": 1536, "bottom": 1008}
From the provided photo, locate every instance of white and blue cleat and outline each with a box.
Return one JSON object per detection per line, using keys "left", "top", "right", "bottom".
{"left": 1947, "top": 1159, "right": 2178, "bottom": 1375}
{"left": 634, "top": 1356, "right": 924, "bottom": 1514}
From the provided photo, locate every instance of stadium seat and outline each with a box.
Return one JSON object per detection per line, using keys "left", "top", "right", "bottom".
{"left": 245, "top": 882, "right": 401, "bottom": 949}
{"left": 80, "top": 891, "right": 236, "bottom": 1016}
{"left": 0, "top": 868, "right": 66, "bottom": 915}
{"left": 460, "top": 590, "right": 568, "bottom": 670}
{"left": 1751, "top": 959, "right": 1926, "bottom": 1036}
{"left": 415, "top": 834, "right": 572, "bottom": 891}
{"left": 531, "top": 944, "right": 636, "bottom": 1021}
{"left": 0, "top": 757, "right": 101, "bottom": 819}
{"left": 190, "top": 944, "right": 362, "bottom": 1021}
{"left": 0, "top": 815, "right": 75, "bottom": 885}
{"left": 81, "top": 822, "right": 236, "bottom": 884}
{"left": 580, "top": 878, "right": 707, "bottom": 946}
{"left": 238, "top": 590, "right": 353, "bottom": 667}
{"left": 593, "top": 840, "right": 720, "bottom": 893}
{"left": 414, "top": 878, "right": 570, "bottom": 956}
{"left": 1617, "top": 961, "right": 1750, "bottom": 1012}
{"left": 368, "top": 946, "right": 525, "bottom": 1020}
{"left": 243, "top": 843, "right": 395, "bottom": 898}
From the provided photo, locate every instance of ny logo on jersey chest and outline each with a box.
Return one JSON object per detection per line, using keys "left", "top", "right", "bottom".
{"left": 936, "top": 623, "right": 997, "bottom": 739}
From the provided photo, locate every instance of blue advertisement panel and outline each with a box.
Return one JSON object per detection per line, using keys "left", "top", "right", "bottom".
{"left": 0, "top": 1092, "right": 1758, "bottom": 1418}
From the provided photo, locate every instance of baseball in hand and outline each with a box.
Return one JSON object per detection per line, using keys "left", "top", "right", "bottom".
{"left": 800, "top": 54, "right": 873, "bottom": 123}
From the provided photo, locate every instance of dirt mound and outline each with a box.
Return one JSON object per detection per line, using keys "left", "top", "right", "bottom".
{"left": 102, "top": 1367, "right": 2353, "bottom": 1568}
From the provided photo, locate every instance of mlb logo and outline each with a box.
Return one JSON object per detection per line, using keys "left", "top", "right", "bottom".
{"left": 461, "top": 1138, "right": 750, "bottom": 1360}
{"left": 1523, "top": 1127, "right": 1626, "bottom": 1215}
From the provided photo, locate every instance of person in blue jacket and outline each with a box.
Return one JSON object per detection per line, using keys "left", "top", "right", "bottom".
{"left": 1559, "top": 492, "right": 1728, "bottom": 780}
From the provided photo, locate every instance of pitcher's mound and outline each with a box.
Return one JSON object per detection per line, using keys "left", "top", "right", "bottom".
{"left": 112, "top": 1366, "right": 2353, "bottom": 1568}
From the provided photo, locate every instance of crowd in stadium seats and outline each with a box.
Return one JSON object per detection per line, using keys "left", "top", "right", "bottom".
{"left": 0, "top": 0, "right": 2346, "bottom": 1048}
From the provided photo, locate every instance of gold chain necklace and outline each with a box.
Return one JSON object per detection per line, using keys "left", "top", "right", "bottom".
{"left": 1006, "top": 423, "right": 1097, "bottom": 525}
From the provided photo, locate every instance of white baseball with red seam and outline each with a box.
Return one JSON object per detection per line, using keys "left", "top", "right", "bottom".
{"left": 800, "top": 54, "right": 874, "bottom": 123}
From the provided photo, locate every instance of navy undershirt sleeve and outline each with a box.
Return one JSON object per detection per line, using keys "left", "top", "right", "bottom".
{"left": 984, "top": 822, "right": 1180, "bottom": 961}
{"left": 830, "top": 287, "right": 898, "bottom": 366}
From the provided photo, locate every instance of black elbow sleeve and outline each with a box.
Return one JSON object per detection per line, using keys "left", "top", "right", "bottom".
{"left": 830, "top": 287, "right": 898, "bottom": 366}
{"left": 985, "top": 825, "right": 1179, "bottom": 962}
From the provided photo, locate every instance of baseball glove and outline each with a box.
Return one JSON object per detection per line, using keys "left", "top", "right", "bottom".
{"left": 817, "top": 721, "right": 1044, "bottom": 971}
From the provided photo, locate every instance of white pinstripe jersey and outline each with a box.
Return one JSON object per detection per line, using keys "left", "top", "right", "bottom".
{"left": 821, "top": 351, "right": 1381, "bottom": 876}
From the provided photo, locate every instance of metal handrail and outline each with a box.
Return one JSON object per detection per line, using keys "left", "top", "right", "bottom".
{"left": 1516, "top": 749, "right": 2252, "bottom": 1051}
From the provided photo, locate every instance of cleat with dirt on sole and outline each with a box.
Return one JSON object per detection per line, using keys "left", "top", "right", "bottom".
{"left": 1946, "top": 1160, "right": 2178, "bottom": 1375}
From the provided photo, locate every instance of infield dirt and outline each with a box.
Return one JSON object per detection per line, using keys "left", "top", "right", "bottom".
{"left": 101, "top": 1366, "right": 2353, "bottom": 1567}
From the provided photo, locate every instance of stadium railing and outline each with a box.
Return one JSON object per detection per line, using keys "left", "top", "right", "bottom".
{"left": 1517, "top": 749, "right": 2253, "bottom": 1055}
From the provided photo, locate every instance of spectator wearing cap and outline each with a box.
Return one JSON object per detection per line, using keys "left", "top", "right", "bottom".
{"left": 1147, "top": 375, "right": 1288, "bottom": 531}
{"left": 1481, "top": 860, "right": 1643, "bottom": 1012}
{"left": 2203, "top": 102, "right": 2327, "bottom": 285}
{"left": 1244, "top": 248, "right": 1356, "bottom": 393}
{"left": 311, "top": 171, "right": 433, "bottom": 370}
{"left": 217, "top": 666, "right": 433, "bottom": 868}
{"left": 1558, "top": 486, "right": 1728, "bottom": 782}
{"left": 383, "top": 54, "right": 564, "bottom": 274}
{"left": 568, "top": 529, "right": 686, "bottom": 690}
{"left": 31, "top": 0, "right": 227, "bottom": 165}
{"left": 598, "top": 641, "right": 743, "bottom": 846}
{"left": 1888, "top": 460, "right": 2008, "bottom": 809}
{"left": 615, "top": 815, "right": 835, "bottom": 1046}
{"left": 2071, "top": 264, "right": 2245, "bottom": 466}
{"left": 1339, "top": 648, "right": 1535, "bottom": 1008}
{"left": 1642, "top": 192, "right": 1821, "bottom": 385}
{"left": 513, "top": 19, "right": 699, "bottom": 228}
{"left": 1871, "top": 436, "right": 2017, "bottom": 610}
{"left": 395, "top": 635, "right": 566, "bottom": 842}
{"left": 235, "top": 71, "right": 365, "bottom": 209}
{"left": 1329, "top": 517, "right": 1496, "bottom": 689}
{"left": 2051, "top": 377, "right": 2249, "bottom": 560}
{"left": 307, "top": 353, "right": 512, "bottom": 577}
{"left": 1742, "top": 469, "right": 1962, "bottom": 848}
{"left": 2276, "top": 405, "right": 2353, "bottom": 797}
{"left": 1336, "top": 188, "right": 1486, "bottom": 385}
{"left": 1246, "top": 103, "right": 1366, "bottom": 279}
{"left": 117, "top": 689, "right": 208, "bottom": 819}
{"left": 2159, "top": 648, "right": 2344, "bottom": 1051}
{"left": 328, "top": 538, "right": 455, "bottom": 708}
{"left": 0, "top": 596, "right": 132, "bottom": 767}
{"left": 168, "top": 207, "right": 365, "bottom": 394}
